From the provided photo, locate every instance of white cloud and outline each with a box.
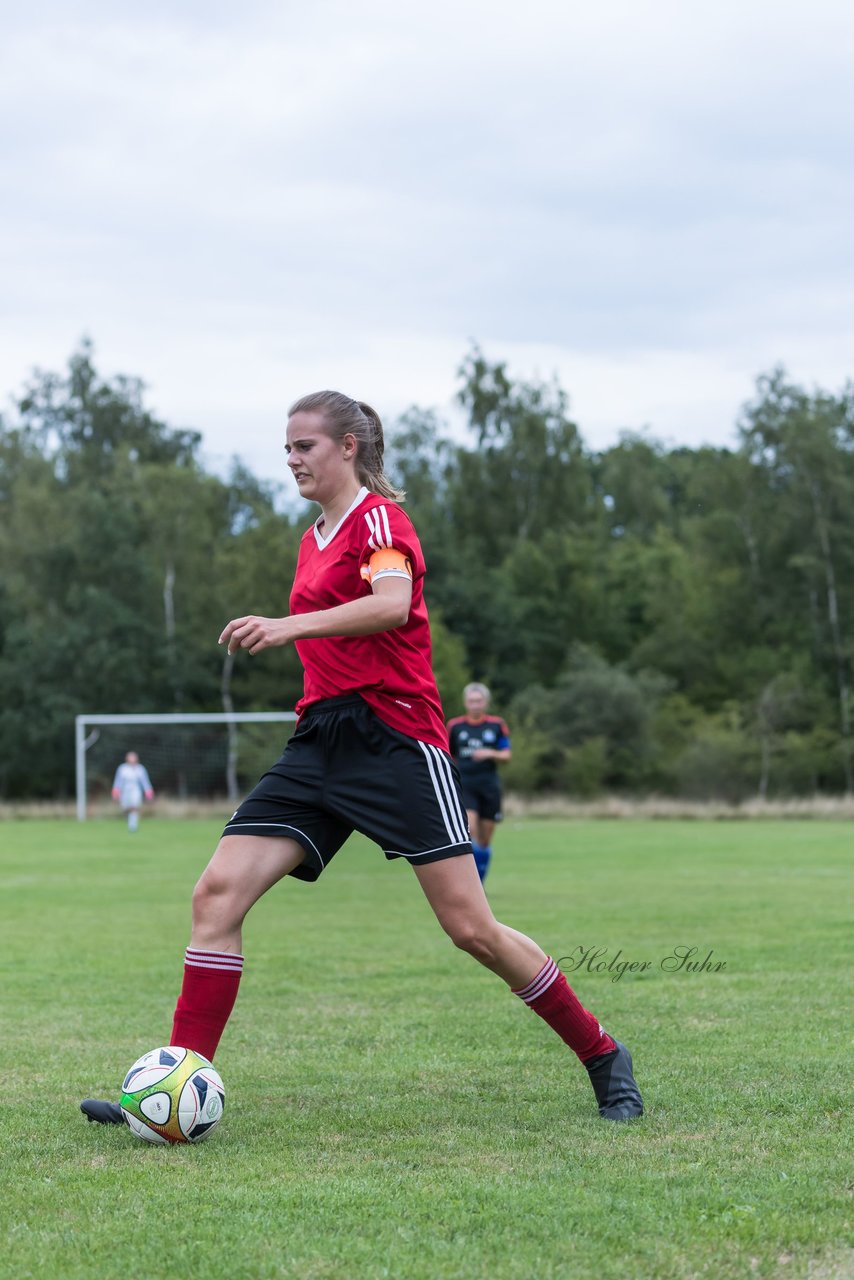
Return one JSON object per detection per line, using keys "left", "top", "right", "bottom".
{"left": 1, "top": 0, "right": 852, "bottom": 484}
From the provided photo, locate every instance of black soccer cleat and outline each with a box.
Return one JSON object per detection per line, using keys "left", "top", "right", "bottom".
{"left": 80, "top": 1098, "right": 125, "bottom": 1126}
{"left": 585, "top": 1040, "right": 644, "bottom": 1120}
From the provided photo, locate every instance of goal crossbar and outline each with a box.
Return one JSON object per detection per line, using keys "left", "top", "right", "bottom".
{"left": 75, "top": 712, "right": 296, "bottom": 820}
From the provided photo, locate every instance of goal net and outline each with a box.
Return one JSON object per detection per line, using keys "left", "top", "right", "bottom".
{"left": 75, "top": 713, "right": 297, "bottom": 820}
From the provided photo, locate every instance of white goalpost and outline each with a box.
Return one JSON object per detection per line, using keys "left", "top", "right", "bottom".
{"left": 74, "top": 712, "right": 297, "bottom": 821}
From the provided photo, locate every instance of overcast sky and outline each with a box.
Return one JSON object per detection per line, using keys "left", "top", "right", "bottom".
{"left": 2, "top": 0, "right": 852, "bottom": 487}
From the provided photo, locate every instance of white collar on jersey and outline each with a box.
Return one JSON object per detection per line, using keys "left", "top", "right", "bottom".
{"left": 313, "top": 486, "right": 370, "bottom": 550}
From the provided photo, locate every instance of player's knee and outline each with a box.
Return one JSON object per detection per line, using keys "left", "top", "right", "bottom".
{"left": 448, "top": 919, "right": 498, "bottom": 965}
{"left": 191, "top": 866, "right": 234, "bottom": 924}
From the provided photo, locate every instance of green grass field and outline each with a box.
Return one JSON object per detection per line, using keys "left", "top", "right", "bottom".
{"left": 2, "top": 817, "right": 851, "bottom": 1280}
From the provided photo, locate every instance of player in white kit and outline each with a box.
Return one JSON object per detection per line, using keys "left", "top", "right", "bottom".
{"left": 111, "top": 752, "right": 154, "bottom": 832}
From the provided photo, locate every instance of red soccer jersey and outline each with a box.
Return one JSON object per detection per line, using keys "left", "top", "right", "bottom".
{"left": 290, "top": 488, "right": 448, "bottom": 749}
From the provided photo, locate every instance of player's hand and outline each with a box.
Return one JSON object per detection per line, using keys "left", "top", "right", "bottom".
{"left": 111, "top": 788, "right": 120, "bottom": 800}
{"left": 144, "top": 789, "right": 154, "bottom": 800}
{"left": 219, "top": 615, "right": 296, "bottom": 656}
{"left": 471, "top": 748, "right": 492, "bottom": 761}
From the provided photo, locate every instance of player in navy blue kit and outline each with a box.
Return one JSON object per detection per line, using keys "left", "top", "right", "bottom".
{"left": 447, "top": 683, "right": 511, "bottom": 882}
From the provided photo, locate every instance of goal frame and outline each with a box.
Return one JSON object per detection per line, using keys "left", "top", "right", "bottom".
{"left": 74, "top": 712, "right": 297, "bottom": 821}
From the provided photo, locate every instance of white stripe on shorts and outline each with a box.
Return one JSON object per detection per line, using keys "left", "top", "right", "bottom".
{"left": 416, "top": 741, "right": 470, "bottom": 846}
{"left": 384, "top": 840, "right": 470, "bottom": 860}
{"left": 427, "top": 744, "right": 471, "bottom": 844}
{"left": 223, "top": 821, "right": 325, "bottom": 867}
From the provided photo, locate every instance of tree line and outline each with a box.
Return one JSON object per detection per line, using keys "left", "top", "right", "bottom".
{"left": 1, "top": 341, "right": 852, "bottom": 800}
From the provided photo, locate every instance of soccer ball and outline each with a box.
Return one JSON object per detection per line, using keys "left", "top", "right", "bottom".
{"left": 120, "top": 1046, "right": 225, "bottom": 1144}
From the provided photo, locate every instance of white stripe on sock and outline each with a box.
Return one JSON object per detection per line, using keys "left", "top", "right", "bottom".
{"left": 184, "top": 948, "right": 244, "bottom": 972}
{"left": 513, "top": 957, "right": 559, "bottom": 1003}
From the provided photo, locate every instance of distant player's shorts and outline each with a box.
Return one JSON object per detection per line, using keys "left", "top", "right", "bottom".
{"left": 458, "top": 776, "right": 503, "bottom": 823}
{"left": 222, "top": 695, "right": 473, "bottom": 882}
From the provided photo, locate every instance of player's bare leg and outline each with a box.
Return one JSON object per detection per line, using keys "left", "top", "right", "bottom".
{"left": 413, "top": 854, "right": 546, "bottom": 986}
{"left": 81, "top": 835, "right": 307, "bottom": 1126}
{"left": 167, "top": 834, "right": 308, "bottom": 1062}
{"left": 413, "top": 856, "right": 643, "bottom": 1120}
{"left": 189, "top": 834, "right": 307, "bottom": 952}
{"left": 466, "top": 810, "right": 494, "bottom": 882}
{"left": 476, "top": 817, "right": 495, "bottom": 849}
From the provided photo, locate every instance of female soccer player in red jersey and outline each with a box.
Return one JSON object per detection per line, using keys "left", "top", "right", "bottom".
{"left": 81, "top": 391, "right": 642, "bottom": 1123}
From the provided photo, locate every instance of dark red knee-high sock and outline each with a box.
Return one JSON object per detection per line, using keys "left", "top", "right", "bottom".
{"left": 513, "top": 957, "right": 616, "bottom": 1063}
{"left": 170, "top": 948, "right": 244, "bottom": 1062}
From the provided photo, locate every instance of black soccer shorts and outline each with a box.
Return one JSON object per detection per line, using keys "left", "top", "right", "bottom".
{"left": 222, "top": 694, "right": 473, "bottom": 882}
{"left": 458, "top": 776, "right": 503, "bottom": 823}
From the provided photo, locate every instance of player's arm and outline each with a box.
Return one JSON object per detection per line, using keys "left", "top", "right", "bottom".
{"left": 219, "top": 554, "right": 413, "bottom": 656}
{"left": 472, "top": 722, "right": 512, "bottom": 762}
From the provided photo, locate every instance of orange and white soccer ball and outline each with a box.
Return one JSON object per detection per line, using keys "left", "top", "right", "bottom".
{"left": 120, "top": 1046, "right": 225, "bottom": 1144}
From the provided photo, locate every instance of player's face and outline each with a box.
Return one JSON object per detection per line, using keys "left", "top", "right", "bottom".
{"left": 285, "top": 412, "right": 357, "bottom": 503}
{"left": 464, "top": 690, "right": 488, "bottom": 719}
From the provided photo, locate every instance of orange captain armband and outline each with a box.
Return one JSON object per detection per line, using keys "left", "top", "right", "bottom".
{"left": 360, "top": 547, "right": 413, "bottom": 584}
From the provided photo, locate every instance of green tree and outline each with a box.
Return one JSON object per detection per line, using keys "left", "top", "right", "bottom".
{"left": 740, "top": 369, "right": 854, "bottom": 791}
{"left": 509, "top": 649, "right": 670, "bottom": 792}
{"left": 0, "top": 344, "right": 304, "bottom": 797}
{"left": 450, "top": 346, "right": 593, "bottom": 565}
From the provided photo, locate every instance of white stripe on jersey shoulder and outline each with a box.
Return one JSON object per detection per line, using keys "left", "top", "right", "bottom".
{"left": 364, "top": 502, "right": 395, "bottom": 551}
{"left": 313, "top": 487, "right": 370, "bottom": 550}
